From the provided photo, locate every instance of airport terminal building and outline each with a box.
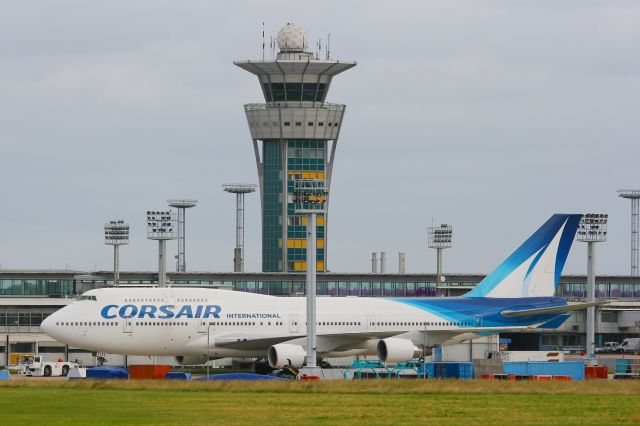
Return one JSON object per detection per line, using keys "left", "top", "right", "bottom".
{"left": 2, "top": 269, "right": 640, "bottom": 366}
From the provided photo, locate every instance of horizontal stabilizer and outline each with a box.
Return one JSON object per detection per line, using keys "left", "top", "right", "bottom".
{"left": 501, "top": 301, "right": 611, "bottom": 317}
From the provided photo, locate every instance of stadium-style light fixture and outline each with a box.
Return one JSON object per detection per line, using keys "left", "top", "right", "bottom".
{"left": 428, "top": 224, "right": 453, "bottom": 294}
{"left": 104, "top": 220, "right": 129, "bottom": 287}
{"left": 577, "top": 213, "right": 608, "bottom": 366}
{"left": 617, "top": 189, "right": 640, "bottom": 276}
{"left": 292, "top": 179, "right": 328, "bottom": 369}
{"left": 222, "top": 184, "right": 257, "bottom": 272}
{"left": 167, "top": 199, "right": 198, "bottom": 273}
{"left": 146, "top": 210, "right": 177, "bottom": 287}
{"left": 577, "top": 213, "right": 608, "bottom": 243}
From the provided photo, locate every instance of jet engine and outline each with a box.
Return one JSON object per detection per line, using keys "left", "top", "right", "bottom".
{"left": 377, "top": 338, "right": 421, "bottom": 364}
{"left": 174, "top": 355, "right": 209, "bottom": 366}
{"left": 267, "top": 344, "right": 306, "bottom": 369}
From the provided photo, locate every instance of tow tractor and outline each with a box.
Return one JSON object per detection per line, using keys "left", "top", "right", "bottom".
{"left": 19, "top": 355, "right": 79, "bottom": 377}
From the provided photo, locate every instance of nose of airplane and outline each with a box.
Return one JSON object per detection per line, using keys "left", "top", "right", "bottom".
{"left": 41, "top": 313, "right": 56, "bottom": 337}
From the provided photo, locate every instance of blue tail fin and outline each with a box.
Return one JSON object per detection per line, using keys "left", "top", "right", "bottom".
{"left": 464, "top": 214, "right": 581, "bottom": 298}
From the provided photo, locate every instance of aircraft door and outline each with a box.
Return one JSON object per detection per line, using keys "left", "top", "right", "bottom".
{"left": 474, "top": 315, "right": 483, "bottom": 328}
{"left": 289, "top": 314, "right": 299, "bottom": 333}
{"left": 367, "top": 315, "right": 376, "bottom": 330}
{"left": 123, "top": 319, "right": 133, "bottom": 334}
{"left": 198, "top": 318, "right": 208, "bottom": 334}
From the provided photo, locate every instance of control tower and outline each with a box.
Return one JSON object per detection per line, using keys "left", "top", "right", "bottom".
{"left": 235, "top": 23, "right": 356, "bottom": 272}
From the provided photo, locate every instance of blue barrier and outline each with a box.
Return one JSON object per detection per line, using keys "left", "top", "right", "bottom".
{"left": 426, "top": 362, "right": 474, "bottom": 379}
{"left": 86, "top": 366, "right": 129, "bottom": 379}
{"left": 0, "top": 369, "right": 10, "bottom": 381}
{"left": 503, "top": 361, "right": 585, "bottom": 381}
{"left": 165, "top": 372, "right": 192, "bottom": 380}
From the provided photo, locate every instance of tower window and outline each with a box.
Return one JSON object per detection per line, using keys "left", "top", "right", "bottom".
{"left": 295, "top": 122, "right": 302, "bottom": 126}
{"left": 308, "top": 122, "right": 314, "bottom": 126}
{"left": 284, "top": 122, "right": 291, "bottom": 126}
{"left": 318, "top": 122, "right": 324, "bottom": 126}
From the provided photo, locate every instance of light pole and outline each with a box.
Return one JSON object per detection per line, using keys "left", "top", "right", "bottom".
{"left": 577, "top": 213, "right": 608, "bottom": 365}
{"left": 146, "top": 210, "right": 177, "bottom": 287}
{"left": 206, "top": 322, "right": 213, "bottom": 381}
{"left": 167, "top": 199, "right": 198, "bottom": 272}
{"left": 617, "top": 190, "right": 640, "bottom": 276}
{"left": 292, "top": 179, "right": 327, "bottom": 368}
{"left": 222, "top": 184, "right": 257, "bottom": 272}
{"left": 104, "top": 220, "right": 129, "bottom": 287}
{"left": 428, "top": 224, "right": 453, "bottom": 296}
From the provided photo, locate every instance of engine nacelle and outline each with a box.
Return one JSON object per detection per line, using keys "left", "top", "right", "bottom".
{"left": 377, "top": 338, "right": 421, "bottom": 364}
{"left": 174, "top": 355, "right": 209, "bottom": 366}
{"left": 267, "top": 344, "right": 306, "bottom": 369}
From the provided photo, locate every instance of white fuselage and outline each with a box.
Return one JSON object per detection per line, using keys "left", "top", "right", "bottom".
{"left": 41, "top": 287, "right": 473, "bottom": 358}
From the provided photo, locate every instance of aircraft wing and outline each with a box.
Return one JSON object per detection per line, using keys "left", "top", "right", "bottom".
{"left": 500, "top": 301, "right": 611, "bottom": 318}
{"left": 212, "top": 330, "right": 405, "bottom": 351}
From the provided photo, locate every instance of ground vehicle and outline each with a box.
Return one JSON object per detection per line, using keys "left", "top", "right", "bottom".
{"left": 596, "top": 342, "right": 622, "bottom": 353}
{"left": 620, "top": 338, "right": 640, "bottom": 353}
{"left": 19, "top": 356, "right": 79, "bottom": 377}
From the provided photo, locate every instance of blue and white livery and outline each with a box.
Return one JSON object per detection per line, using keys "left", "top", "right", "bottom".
{"left": 41, "top": 214, "right": 604, "bottom": 367}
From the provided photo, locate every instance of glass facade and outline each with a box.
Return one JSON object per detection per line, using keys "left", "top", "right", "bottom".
{"left": 260, "top": 138, "right": 328, "bottom": 272}
{"left": 262, "top": 83, "right": 326, "bottom": 103}
{"left": 0, "top": 279, "right": 74, "bottom": 297}
{"left": 557, "top": 282, "right": 640, "bottom": 299}
{"left": 1, "top": 274, "right": 640, "bottom": 301}
{"left": 286, "top": 139, "right": 326, "bottom": 272}
{"left": 262, "top": 141, "right": 284, "bottom": 272}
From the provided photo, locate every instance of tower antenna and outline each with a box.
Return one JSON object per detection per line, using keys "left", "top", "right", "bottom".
{"left": 262, "top": 22, "right": 265, "bottom": 60}
{"left": 326, "top": 33, "right": 330, "bottom": 59}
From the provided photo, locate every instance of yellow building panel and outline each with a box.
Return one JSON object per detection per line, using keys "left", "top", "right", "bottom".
{"left": 317, "top": 261, "right": 324, "bottom": 271}
{"left": 317, "top": 216, "right": 324, "bottom": 225}
{"left": 287, "top": 171, "right": 325, "bottom": 179}
{"left": 288, "top": 239, "right": 308, "bottom": 248}
{"left": 317, "top": 239, "right": 325, "bottom": 249}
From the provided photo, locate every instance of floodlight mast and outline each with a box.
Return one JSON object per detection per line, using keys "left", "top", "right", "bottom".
{"left": 293, "top": 179, "right": 327, "bottom": 369}
{"left": 146, "top": 211, "right": 177, "bottom": 287}
{"left": 577, "top": 213, "right": 608, "bottom": 366}
{"left": 104, "top": 220, "right": 129, "bottom": 287}
{"left": 428, "top": 224, "right": 453, "bottom": 296}
{"left": 618, "top": 189, "right": 640, "bottom": 276}
{"left": 167, "top": 199, "right": 198, "bottom": 272}
{"left": 223, "top": 184, "right": 257, "bottom": 272}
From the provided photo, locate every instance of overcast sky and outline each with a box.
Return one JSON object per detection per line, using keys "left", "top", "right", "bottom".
{"left": 1, "top": 1, "right": 639, "bottom": 276}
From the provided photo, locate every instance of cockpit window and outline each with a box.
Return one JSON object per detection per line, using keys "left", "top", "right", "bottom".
{"left": 77, "top": 295, "right": 97, "bottom": 301}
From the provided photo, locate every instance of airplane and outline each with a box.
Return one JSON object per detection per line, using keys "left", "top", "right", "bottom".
{"left": 41, "top": 214, "right": 606, "bottom": 368}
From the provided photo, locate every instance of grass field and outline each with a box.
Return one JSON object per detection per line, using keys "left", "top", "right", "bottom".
{"left": 1, "top": 380, "right": 639, "bottom": 425}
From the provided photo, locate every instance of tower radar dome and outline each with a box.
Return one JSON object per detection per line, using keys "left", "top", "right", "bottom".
{"left": 277, "top": 23, "right": 308, "bottom": 52}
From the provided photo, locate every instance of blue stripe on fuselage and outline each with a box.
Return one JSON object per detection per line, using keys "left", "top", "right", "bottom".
{"left": 389, "top": 297, "right": 567, "bottom": 328}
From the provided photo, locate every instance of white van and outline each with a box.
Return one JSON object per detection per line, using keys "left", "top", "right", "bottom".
{"left": 620, "top": 338, "right": 640, "bottom": 353}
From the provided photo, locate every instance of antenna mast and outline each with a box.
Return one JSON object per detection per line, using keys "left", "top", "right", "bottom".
{"left": 326, "top": 33, "right": 330, "bottom": 59}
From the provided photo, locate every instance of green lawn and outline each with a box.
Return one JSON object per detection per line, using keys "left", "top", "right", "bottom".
{"left": 1, "top": 380, "right": 639, "bottom": 425}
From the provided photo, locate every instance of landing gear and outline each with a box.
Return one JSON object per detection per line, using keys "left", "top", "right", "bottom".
{"left": 253, "top": 360, "right": 274, "bottom": 375}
